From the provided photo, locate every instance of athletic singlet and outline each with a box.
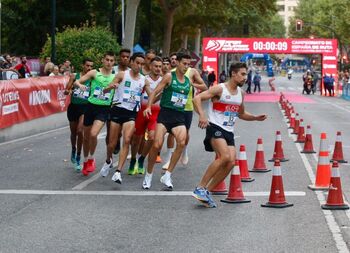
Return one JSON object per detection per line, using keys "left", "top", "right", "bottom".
{"left": 88, "top": 70, "right": 115, "bottom": 106}
{"left": 112, "top": 69, "right": 146, "bottom": 112}
{"left": 208, "top": 83, "right": 242, "bottom": 132}
{"left": 142, "top": 75, "right": 162, "bottom": 107}
{"left": 171, "top": 67, "right": 193, "bottom": 111}
{"left": 71, "top": 73, "right": 90, "bottom": 104}
{"left": 160, "top": 71, "right": 191, "bottom": 112}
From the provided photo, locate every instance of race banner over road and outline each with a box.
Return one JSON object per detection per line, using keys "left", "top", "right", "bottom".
{"left": 0, "top": 76, "right": 70, "bottom": 129}
{"left": 202, "top": 38, "right": 338, "bottom": 91}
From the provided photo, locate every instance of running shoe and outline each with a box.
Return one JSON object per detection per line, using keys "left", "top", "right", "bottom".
{"left": 137, "top": 164, "right": 145, "bottom": 175}
{"left": 181, "top": 153, "right": 189, "bottom": 166}
{"left": 100, "top": 159, "right": 113, "bottom": 177}
{"left": 156, "top": 155, "right": 162, "bottom": 163}
{"left": 128, "top": 159, "right": 137, "bottom": 175}
{"left": 74, "top": 158, "right": 82, "bottom": 173}
{"left": 112, "top": 171, "right": 122, "bottom": 184}
{"left": 160, "top": 174, "right": 173, "bottom": 190}
{"left": 82, "top": 161, "right": 89, "bottom": 176}
{"left": 70, "top": 150, "right": 76, "bottom": 164}
{"left": 87, "top": 159, "right": 96, "bottom": 172}
{"left": 192, "top": 187, "right": 210, "bottom": 202}
{"left": 203, "top": 192, "right": 217, "bottom": 208}
{"left": 142, "top": 173, "right": 152, "bottom": 189}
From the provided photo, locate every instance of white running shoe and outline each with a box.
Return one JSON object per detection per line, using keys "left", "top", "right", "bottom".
{"left": 162, "top": 160, "right": 170, "bottom": 170}
{"left": 160, "top": 174, "right": 173, "bottom": 189}
{"left": 100, "top": 160, "right": 113, "bottom": 177}
{"left": 111, "top": 171, "right": 122, "bottom": 184}
{"left": 181, "top": 154, "right": 189, "bottom": 166}
{"left": 142, "top": 173, "right": 153, "bottom": 189}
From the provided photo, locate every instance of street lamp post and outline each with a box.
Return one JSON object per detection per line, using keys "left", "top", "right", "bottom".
{"left": 51, "top": 0, "right": 56, "bottom": 63}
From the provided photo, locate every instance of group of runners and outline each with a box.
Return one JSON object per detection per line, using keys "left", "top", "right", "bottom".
{"left": 64, "top": 48, "right": 266, "bottom": 208}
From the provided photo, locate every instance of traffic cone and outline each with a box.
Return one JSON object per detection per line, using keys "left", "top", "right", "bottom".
{"left": 292, "top": 113, "right": 300, "bottom": 135}
{"left": 269, "top": 131, "right": 289, "bottom": 162}
{"left": 210, "top": 154, "right": 228, "bottom": 195}
{"left": 308, "top": 133, "right": 331, "bottom": 190}
{"left": 331, "top": 131, "right": 348, "bottom": 163}
{"left": 250, "top": 138, "right": 271, "bottom": 173}
{"left": 301, "top": 125, "right": 316, "bottom": 153}
{"left": 261, "top": 160, "right": 293, "bottom": 208}
{"left": 238, "top": 145, "right": 255, "bottom": 182}
{"left": 288, "top": 110, "right": 295, "bottom": 129}
{"left": 221, "top": 161, "right": 251, "bottom": 204}
{"left": 295, "top": 119, "right": 306, "bottom": 143}
{"left": 321, "top": 161, "right": 349, "bottom": 210}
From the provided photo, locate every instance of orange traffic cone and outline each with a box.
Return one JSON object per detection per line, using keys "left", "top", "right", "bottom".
{"left": 269, "top": 131, "right": 289, "bottom": 162}
{"left": 221, "top": 161, "right": 251, "bottom": 204}
{"left": 261, "top": 160, "right": 293, "bottom": 208}
{"left": 210, "top": 154, "right": 228, "bottom": 195}
{"left": 301, "top": 125, "right": 316, "bottom": 153}
{"left": 250, "top": 138, "right": 271, "bottom": 173}
{"left": 292, "top": 113, "right": 300, "bottom": 135}
{"left": 288, "top": 110, "right": 295, "bottom": 129}
{"left": 295, "top": 119, "right": 305, "bottom": 143}
{"left": 238, "top": 145, "right": 255, "bottom": 182}
{"left": 331, "top": 131, "right": 348, "bottom": 163}
{"left": 308, "top": 133, "right": 331, "bottom": 190}
{"left": 321, "top": 161, "right": 349, "bottom": 210}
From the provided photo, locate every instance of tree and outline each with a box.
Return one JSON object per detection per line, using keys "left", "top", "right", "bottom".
{"left": 123, "top": 0, "right": 141, "bottom": 50}
{"left": 40, "top": 26, "right": 120, "bottom": 70}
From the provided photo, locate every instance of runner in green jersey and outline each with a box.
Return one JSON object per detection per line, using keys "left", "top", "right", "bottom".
{"left": 74, "top": 51, "right": 116, "bottom": 176}
{"left": 142, "top": 52, "right": 192, "bottom": 190}
{"left": 65, "top": 58, "right": 94, "bottom": 172}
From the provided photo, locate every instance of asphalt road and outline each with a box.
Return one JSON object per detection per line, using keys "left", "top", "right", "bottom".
{"left": 1, "top": 73, "right": 350, "bottom": 252}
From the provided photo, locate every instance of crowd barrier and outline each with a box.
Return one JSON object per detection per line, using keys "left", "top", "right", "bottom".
{"left": 0, "top": 76, "right": 70, "bottom": 130}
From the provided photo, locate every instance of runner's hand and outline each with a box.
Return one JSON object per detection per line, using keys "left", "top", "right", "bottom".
{"left": 255, "top": 114, "right": 267, "bottom": 121}
{"left": 64, "top": 90, "right": 71, "bottom": 95}
{"left": 143, "top": 107, "right": 152, "bottom": 119}
{"left": 198, "top": 115, "right": 208, "bottom": 129}
{"left": 78, "top": 84, "right": 87, "bottom": 91}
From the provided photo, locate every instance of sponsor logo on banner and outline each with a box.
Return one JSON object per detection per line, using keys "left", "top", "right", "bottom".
{"left": 0, "top": 91, "right": 20, "bottom": 116}
{"left": 57, "top": 88, "right": 67, "bottom": 111}
{"left": 205, "top": 40, "right": 249, "bottom": 52}
{"left": 29, "top": 90, "right": 51, "bottom": 106}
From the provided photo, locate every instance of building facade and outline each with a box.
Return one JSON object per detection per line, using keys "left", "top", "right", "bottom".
{"left": 276, "top": 0, "right": 299, "bottom": 35}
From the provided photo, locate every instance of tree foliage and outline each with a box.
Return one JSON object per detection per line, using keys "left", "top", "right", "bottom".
{"left": 40, "top": 26, "right": 120, "bottom": 71}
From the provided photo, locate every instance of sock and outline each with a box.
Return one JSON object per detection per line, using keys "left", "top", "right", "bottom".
{"left": 146, "top": 172, "right": 152, "bottom": 177}
{"left": 88, "top": 155, "right": 93, "bottom": 160}
{"left": 182, "top": 146, "right": 188, "bottom": 157}
{"left": 129, "top": 158, "right": 136, "bottom": 169}
{"left": 165, "top": 148, "right": 174, "bottom": 162}
{"left": 138, "top": 156, "right": 145, "bottom": 167}
{"left": 165, "top": 171, "right": 171, "bottom": 177}
{"left": 84, "top": 157, "right": 88, "bottom": 162}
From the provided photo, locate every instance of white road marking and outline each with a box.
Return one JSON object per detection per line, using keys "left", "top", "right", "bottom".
{"left": 0, "top": 190, "right": 306, "bottom": 197}
{"left": 0, "top": 126, "right": 69, "bottom": 146}
{"left": 72, "top": 161, "right": 118, "bottom": 190}
{"left": 283, "top": 107, "right": 349, "bottom": 252}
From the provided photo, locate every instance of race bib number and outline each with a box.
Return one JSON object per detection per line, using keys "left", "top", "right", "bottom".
{"left": 171, "top": 92, "right": 187, "bottom": 108}
{"left": 123, "top": 90, "right": 141, "bottom": 105}
{"left": 93, "top": 86, "right": 111, "bottom": 101}
{"left": 73, "top": 87, "right": 90, "bottom": 100}
{"left": 223, "top": 111, "right": 238, "bottom": 126}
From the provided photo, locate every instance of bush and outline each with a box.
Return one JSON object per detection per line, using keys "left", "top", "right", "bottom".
{"left": 41, "top": 25, "right": 120, "bottom": 72}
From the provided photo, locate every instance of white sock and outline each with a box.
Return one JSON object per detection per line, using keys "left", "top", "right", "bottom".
{"left": 84, "top": 157, "right": 88, "bottom": 162}
{"left": 165, "top": 148, "right": 174, "bottom": 162}
{"left": 182, "top": 146, "right": 188, "bottom": 157}
{"left": 146, "top": 172, "right": 153, "bottom": 177}
{"left": 88, "top": 155, "right": 94, "bottom": 160}
{"left": 165, "top": 171, "right": 172, "bottom": 177}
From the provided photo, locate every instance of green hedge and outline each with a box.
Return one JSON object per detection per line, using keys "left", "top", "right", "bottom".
{"left": 41, "top": 25, "right": 120, "bottom": 72}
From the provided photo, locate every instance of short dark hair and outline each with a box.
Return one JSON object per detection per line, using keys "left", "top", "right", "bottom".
{"left": 169, "top": 52, "right": 177, "bottom": 58}
{"left": 119, "top": 48, "right": 131, "bottom": 55}
{"left": 151, "top": 56, "right": 163, "bottom": 64}
{"left": 104, "top": 51, "right": 116, "bottom": 58}
{"left": 162, "top": 57, "right": 170, "bottom": 63}
{"left": 146, "top": 49, "right": 156, "bottom": 56}
{"left": 176, "top": 52, "right": 191, "bottom": 62}
{"left": 229, "top": 62, "right": 247, "bottom": 77}
{"left": 130, "top": 52, "right": 145, "bottom": 61}
{"left": 82, "top": 58, "right": 93, "bottom": 64}
{"left": 20, "top": 55, "right": 26, "bottom": 60}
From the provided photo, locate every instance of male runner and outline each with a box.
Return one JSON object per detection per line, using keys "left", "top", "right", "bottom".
{"left": 142, "top": 52, "right": 192, "bottom": 190}
{"left": 128, "top": 56, "right": 163, "bottom": 175}
{"left": 192, "top": 62, "right": 267, "bottom": 207}
{"left": 162, "top": 57, "right": 171, "bottom": 76}
{"left": 107, "top": 48, "right": 131, "bottom": 155}
{"left": 74, "top": 52, "right": 116, "bottom": 176}
{"left": 99, "top": 53, "right": 151, "bottom": 184}
{"left": 65, "top": 58, "right": 94, "bottom": 171}
{"left": 141, "top": 49, "right": 156, "bottom": 76}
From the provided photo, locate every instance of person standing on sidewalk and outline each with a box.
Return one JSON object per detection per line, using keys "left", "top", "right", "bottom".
{"left": 192, "top": 62, "right": 267, "bottom": 208}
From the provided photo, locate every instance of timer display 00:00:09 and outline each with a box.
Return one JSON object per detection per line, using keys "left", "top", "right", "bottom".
{"left": 252, "top": 41, "right": 288, "bottom": 51}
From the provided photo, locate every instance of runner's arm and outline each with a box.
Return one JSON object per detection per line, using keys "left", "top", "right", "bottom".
{"left": 147, "top": 73, "right": 170, "bottom": 108}
{"left": 143, "top": 79, "right": 152, "bottom": 97}
{"left": 74, "top": 69, "right": 96, "bottom": 90}
{"left": 104, "top": 71, "right": 124, "bottom": 92}
{"left": 238, "top": 92, "right": 267, "bottom": 121}
{"left": 191, "top": 68, "right": 208, "bottom": 91}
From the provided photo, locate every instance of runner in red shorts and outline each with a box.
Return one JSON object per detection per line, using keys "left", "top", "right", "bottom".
{"left": 128, "top": 56, "right": 163, "bottom": 175}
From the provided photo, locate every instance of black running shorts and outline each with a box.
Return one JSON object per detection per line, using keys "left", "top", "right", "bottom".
{"left": 67, "top": 103, "right": 87, "bottom": 122}
{"left": 110, "top": 106, "right": 137, "bottom": 125}
{"left": 203, "top": 123, "right": 235, "bottom": 152}
{"left": 157, "top": 107, "right": 186, "bottom": 133}
{"left": 83, "top": 103, "right": 111, "bottom": 126}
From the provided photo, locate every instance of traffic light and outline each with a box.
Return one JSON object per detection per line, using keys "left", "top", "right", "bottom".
{"left": 296, "top": 19, "right": 303, "bottom": 32}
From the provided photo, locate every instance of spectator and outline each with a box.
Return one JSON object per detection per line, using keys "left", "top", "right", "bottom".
{"left": 201, "top": 70, "right": 209, "bottom": 87}
{"left": 49, "top": 65, "right": 60, "bottom": 76}
{"left": 2, "top": 54, "right": 14, "bottom": 69}
{"left": 245, "top": 69, "right": 252, "bottom": 94}
{"left": 219, "top": 70, "right": 226, "bottom": 83}
{"left": 61, "top": 60, "right": 72, "bottom": 75}
{"left": 208, "top": 70, "right": 216, "bottom": 87}
{"left": 329, "top": 74, "right": 335, "bottom": 96}
{"left": 253, "top": 71, "right": 261, "bottom": 92}
{"left": 43, "top": 56, "right": 54, "bottom": 76}
{"left": 13, "top": 55, "right": 31, "bottom": 78}
{"left": 59, "top": 64, "right": 66, "bottom": 75}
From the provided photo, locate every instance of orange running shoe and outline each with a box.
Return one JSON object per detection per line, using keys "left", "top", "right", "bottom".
{"left": 156, "top": 155, "right": 162, "bottom": 163}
